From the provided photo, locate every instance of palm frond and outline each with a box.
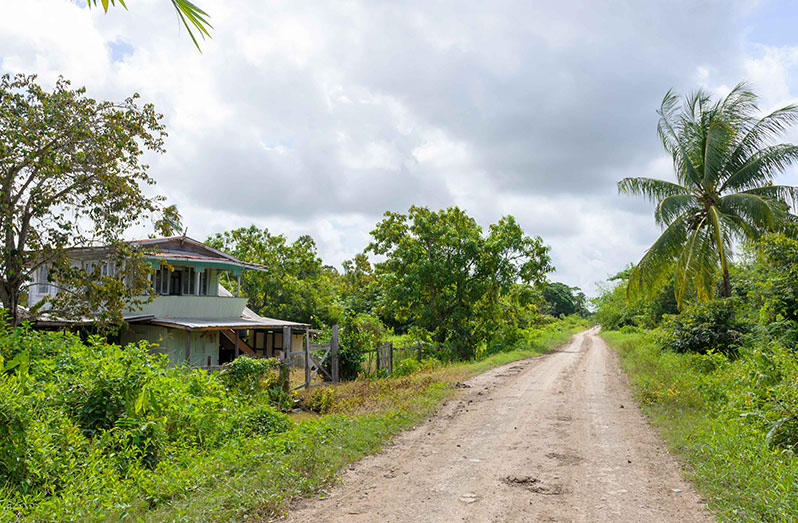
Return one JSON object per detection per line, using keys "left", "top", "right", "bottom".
{"left": 617, "top": 177, "right": 688, "bottom": 204}
{"left": 722, "top": 144, "right": 798, "bottom": 193}
{"left": 717, "top": 192, "right": 780, "bottom": 236}
{"left": 655, "top": 193, "right": 700, "bottom": 226}
{"left": 87, "top": 0, "right": 212, "bottom": 52}
{"left": 724, "top": 104, "right": 798, "bottom": 174}
{"left": 628, "top": 214, "right": 689, "bottom": 300}
{"left": 674, "top": 223, "right": 716, "bottom": 306}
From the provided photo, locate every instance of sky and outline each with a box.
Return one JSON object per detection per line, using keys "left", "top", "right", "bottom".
{"left": 3, "top": 0, "right": 798, "bottom": 296}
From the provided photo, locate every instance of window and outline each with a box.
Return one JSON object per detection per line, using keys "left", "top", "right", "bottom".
{"left": 182, "top": 267, "right": 196, "bottom": 295}
{"left": 199, "top": 269, "right": 208, "bottom": 295}
{"left": 101, "top": 261, "right": 116, "bottom": 277}
{"left": 36, "top": 264, "right": 50, "bottom": 294}
{"left": 153, "top": 267, "right": 170, "bottom": 295}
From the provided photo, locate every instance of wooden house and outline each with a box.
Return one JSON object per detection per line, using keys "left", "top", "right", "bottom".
{"left": 28, "top": 235, "right": 310, "bottom": 367}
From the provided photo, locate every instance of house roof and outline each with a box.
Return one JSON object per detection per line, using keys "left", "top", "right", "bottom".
{"left": 148, "top": 316, "right": 309, "bottom": 331}
{"left": 132, "top": 236, "right": 267, "bottom": 272}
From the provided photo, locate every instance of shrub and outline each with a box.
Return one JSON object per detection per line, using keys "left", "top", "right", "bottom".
{"left": 219, "top": 356, "right": 280, "bottom": 395}
{"left": 658, "top": 298, "right": 747, "bottom": 357}
{"left": 393, "top": 358, "right": 421, "bottom": 376}
{"left": 241, "top": 405, "right": 292, "bottom": 436}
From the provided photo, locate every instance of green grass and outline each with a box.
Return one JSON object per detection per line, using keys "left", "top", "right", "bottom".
{"left": 602, "top": 329, "right": 798, "bottom": 522}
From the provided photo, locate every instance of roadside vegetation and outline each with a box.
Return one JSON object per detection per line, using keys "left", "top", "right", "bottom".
{"left": 596, "top": 85, "right": 798, "bottom": 521}
{"left": 0, "top": 315, "right": 587, "bottom": 522}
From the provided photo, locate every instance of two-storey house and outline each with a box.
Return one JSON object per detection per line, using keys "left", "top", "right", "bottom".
{"left": 28, "top": 235, "right": 310, "bottom": 367}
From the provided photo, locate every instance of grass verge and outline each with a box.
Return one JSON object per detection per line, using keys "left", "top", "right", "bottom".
{"left": 602, "top": 328, "right": 798, "bottom": 522}
{"left": 141, "top": 317, "right": 589, "bottom": 522}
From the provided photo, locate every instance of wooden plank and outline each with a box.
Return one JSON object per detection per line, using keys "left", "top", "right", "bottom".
{"left": 184, "top": 329, "right": 191, "bottom": 362}
{"left": 331, "top": 324, "right": 339, "bottom": 383}
{"left": 304, "top": 330, "right": 310, "bottom": 389}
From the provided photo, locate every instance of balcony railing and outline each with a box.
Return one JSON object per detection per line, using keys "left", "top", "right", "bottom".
{"left": 129, "top": 295, "right": 248, "bottom": 319}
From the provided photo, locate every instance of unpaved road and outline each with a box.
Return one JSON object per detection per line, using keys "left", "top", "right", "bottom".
{"left": 283, "top": 328, "right": 713, "bottom": 522}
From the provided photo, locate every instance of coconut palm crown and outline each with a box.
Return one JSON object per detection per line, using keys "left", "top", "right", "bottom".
{"left": 619, "top": 83, "right": 798, "bottom": 307}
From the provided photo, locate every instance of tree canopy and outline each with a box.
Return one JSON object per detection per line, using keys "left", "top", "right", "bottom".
{"left": 207, "top": 226, "right": 343, "bottom": 327}
{"left": 619, "top": 83, "right": 798, "bottom": 307}
{"left": 0, "top": 74, "right": 165, "bottom": 326}
{"left": 368, "top": 206, "right": 552, "bottom": 359}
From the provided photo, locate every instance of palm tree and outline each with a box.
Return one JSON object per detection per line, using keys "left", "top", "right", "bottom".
{"left": 87, "top": 0, "right": 212, "bottom": 51}
{"left": 619, "top": 84, "right": 798, "bottom": 307}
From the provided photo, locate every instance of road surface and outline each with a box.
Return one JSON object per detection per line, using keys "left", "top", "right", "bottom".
{"left": 283, "top": 327, "right": 713, "bottom": 522}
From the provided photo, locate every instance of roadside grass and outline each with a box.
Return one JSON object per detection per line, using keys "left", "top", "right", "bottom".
{"left": 142, "top": 316, "right": 589, "bottom": 521}
{"left": 602, "top": 329, "right": 798, "bottom": 522}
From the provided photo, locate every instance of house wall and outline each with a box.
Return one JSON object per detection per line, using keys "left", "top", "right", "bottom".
{"left": 121, "top": 324, "right": 220, "bottom": 367}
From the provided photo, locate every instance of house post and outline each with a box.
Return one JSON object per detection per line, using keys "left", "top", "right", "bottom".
{"left": 282, "top": 326, "right": 291, "bottom": 361}
{"left": 331, "top": 324, "right": 339, "bottom": 383}
{"left": 304, "top": 329, "right": 310, "bottom": 389}
{"left": 234, "top": 329, "right": 240, "bottom": 358}
{"left": 236, "top": 274, "right": 241, "bottom": 297}
{"left": 195, "top": 265, "right": 202, "bottom": 295}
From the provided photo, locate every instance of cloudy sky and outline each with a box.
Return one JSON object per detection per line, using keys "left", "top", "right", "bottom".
{"left": 3, "top": 0, "right": 798, "bottom": 296}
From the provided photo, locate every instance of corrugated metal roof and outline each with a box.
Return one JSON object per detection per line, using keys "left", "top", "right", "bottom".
{"left": 150, "top": 317, "right": 309, "bottom": 330}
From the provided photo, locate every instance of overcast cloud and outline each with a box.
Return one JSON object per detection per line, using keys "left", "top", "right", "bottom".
{"left": 3, "top": 0, "right": 798, "bottom": 295}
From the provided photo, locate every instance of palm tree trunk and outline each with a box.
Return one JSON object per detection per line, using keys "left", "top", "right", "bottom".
{"left": 721, "top": 264, "right": 732, "bottom": 298}
{"left": 709, "top": 206, "right": 732, "bottom": 299}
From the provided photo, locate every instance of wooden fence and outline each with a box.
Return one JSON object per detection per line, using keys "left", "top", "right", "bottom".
{"left": 285, "top": 324, "right": 339, "bottom": 391}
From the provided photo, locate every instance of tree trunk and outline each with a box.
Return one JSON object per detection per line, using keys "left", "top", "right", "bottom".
{"left": 721, "top": 264, "right": 732, "bottom": 299}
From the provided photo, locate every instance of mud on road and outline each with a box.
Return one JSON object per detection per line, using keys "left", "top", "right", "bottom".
{"left": 282, "top": 328, "right": 713, "bottom": 522}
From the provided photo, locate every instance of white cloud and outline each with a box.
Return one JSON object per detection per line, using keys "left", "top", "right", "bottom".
{"left": 3, "top": 0, "right": 798, "bottom": 297}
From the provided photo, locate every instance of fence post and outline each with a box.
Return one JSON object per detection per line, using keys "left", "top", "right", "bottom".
{"left": 331, "top": 324, "right": 339, "bottom": 383}
{"left": 416, "top": 342, "right": 422, "bottom": 362}
{"left": 279, "top": 360, "right": 290, "bottom": 393}
{"left": 304, "top": 329, "right": 310, "bottom": 389}
{"left": 388, "top": 342, "right": 393, "bottom": 375}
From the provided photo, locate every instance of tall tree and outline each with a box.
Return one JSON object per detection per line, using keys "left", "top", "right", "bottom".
{"left": 368, "top": 206, "right": 552, "bottom": 359}
{"left": 207, "top": 226, "right": 343, "bottom": 327}
{"left": 619, "top": 84, "right": 798, "bottom": 306}
{"left": 0, "top": 74, "right": 165, "bottom": 326}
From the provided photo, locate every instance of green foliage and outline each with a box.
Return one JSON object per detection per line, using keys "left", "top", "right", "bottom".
{"left": 541, "top": 281, "right": 589, "bottom": 317}
{"left": 240, "top": 405, "right": 292, "bottom": 437}
{"left": 336, "top": 311, "right": 386, "bottom": 380}
{"left": 592, "top": 268, "right": 678, "bottom": 330}
{"left": 87, "top": 0, "right": 212, "bottom": 52}
{"left": 658, "top": 298, "right": 747, "bottom": 357}
{"left": 207, "top": 226, "right": 343, "bottom": 328}
{"left": 368, "top": 206, "right": 552, "bottom": 360}
{"left": 618, "top": 84, "right": 798, "bottom": 307}
{"left": 218, "top": 355, "right": 280, "bottom": 395}
{"left": 0, "top": 73, "right": 165, "bottom": 328}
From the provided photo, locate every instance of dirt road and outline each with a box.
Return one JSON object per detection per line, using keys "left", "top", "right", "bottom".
{"left": 283, "top": 328, "right": 713, "bottom": 522}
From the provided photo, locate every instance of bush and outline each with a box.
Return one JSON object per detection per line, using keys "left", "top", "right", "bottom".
{"left": 658, "top": 298, "right": 747, "bottom": 357}
{"left": 219, "top": 356, "right": 280, "bottom": 395}
{"left": 241, "top": 405, "right": 292, "bottom": 436}
{"left": 394, "top": 358, "right": 421, "bottom": 376}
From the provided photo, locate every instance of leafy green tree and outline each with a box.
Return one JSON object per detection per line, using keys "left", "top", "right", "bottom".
{"left": 368, "top": 206, "right": 552, "bottom": 359}
{"left": 152, "top": 204, "right": 183, "bottom": 237}
{"left": 87, "top": 0, "right": 212, "bottom": 51}
{"left": 619, "top": 84, "right": 798, "bottom": 307}
{"left": 541, "top": 281, "right": 588, "bottom": 318}
{"left": 340, "top": 253, "right": 381, "bottom": 314}
{"left": 207, "top": 226, "right": 343, "bottom": 327}
{"left": 0, "top": 74, "right": 165, "bottom": 327}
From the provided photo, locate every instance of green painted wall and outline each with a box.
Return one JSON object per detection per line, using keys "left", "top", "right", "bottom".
{"left": 121, "top": 325, "right": 220, "bottom": 367}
